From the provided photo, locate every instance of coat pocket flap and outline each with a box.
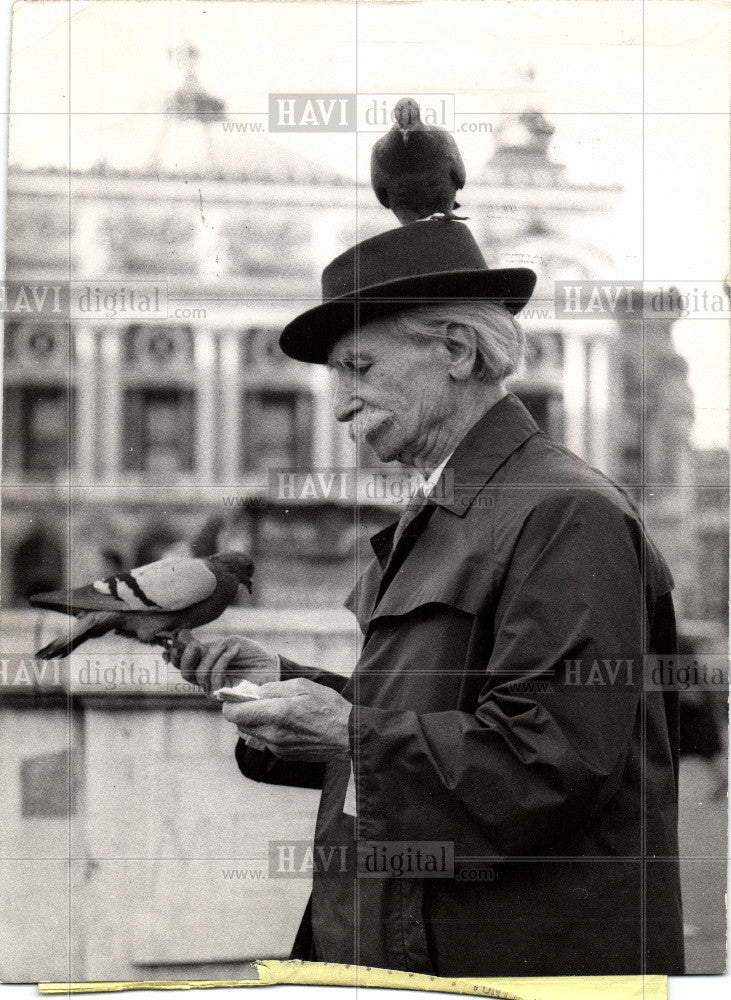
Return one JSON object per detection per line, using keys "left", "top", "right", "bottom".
{"left": 346, "top": 513, "right": 495, "bottom": 630}
{"left": 369, "top": 548, "right": 492, "bottom": 623}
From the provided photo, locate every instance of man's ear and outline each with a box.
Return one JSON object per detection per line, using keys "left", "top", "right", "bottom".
{"left": 443, "top": 322, "right": 477, "bottom": 381}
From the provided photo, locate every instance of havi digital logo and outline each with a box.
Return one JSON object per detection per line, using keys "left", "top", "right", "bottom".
{"left": 269, "top": 93, "right": 356, "bottom": 132}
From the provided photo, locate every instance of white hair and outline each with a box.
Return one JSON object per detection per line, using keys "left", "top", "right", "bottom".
{"left": 389, "top": 300, "right": 525, "bottom": 384}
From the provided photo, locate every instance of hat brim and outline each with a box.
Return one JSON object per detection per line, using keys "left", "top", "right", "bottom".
{"left": 279, "top": 268, "right": 538, "bottom": 364}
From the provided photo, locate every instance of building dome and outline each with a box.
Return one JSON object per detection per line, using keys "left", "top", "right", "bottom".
{"left": 479, "top": 66, "right": 566, "bottom": 187}
{"left": 85, "top": 42, "right": 349, "bottom": 186}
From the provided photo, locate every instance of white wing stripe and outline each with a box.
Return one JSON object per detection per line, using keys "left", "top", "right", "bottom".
{"left": 115, "top": 580, "right": 152, "bottom": 611}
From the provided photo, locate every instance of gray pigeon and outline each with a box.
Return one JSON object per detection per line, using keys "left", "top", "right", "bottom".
{"left": 371, "top": 97, "right": 467, "bottom": 225}
{"left": 30, "top": 551, "right": 254, "bottom": 660}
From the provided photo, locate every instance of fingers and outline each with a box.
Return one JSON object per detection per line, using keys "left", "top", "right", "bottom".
{"left": 194, "top": 638, "right": 241, "bottom": 695}
{"left": 161, "top": 637, "right": 179, "bottom": 666}
{"left": 162, "top": 629, "right": 192, "bottom": 669}
{"left": 220, "top": 684, "right": 350, "bottom": 762}
{"left": 179, "top": 637, "right": 205, "bottom": 686}
{"left": 164, "top": 629, "right": 274, "bottom": 698}
{"left": 221, "top": 698, "right": 299, "bottom": 760}
{"left": 210, "top": 641, "right": 243, "bottom": 693}
{"left": 221, "top": 699, "right": 283, "bottom": 728}
{"left": 255, "top": 677, "right": 313, "bottom": 699}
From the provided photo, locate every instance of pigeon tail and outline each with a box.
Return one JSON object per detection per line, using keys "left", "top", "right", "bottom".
{"left": 36, "top": 612, "right": 120, "bottom": 661}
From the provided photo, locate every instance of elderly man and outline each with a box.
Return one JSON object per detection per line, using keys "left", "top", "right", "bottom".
{"left": 169, "top": 222, "right": 684, "bottom": 976}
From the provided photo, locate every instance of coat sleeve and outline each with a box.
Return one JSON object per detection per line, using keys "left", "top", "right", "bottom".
{"left": 350, "top": 491, "right": 653, "bottom": 854}
{"left": 279, "top": 655, "right": 350, "bottom": 693}
{"left": 235, "top": 655, "right": 350, "bottom": 788}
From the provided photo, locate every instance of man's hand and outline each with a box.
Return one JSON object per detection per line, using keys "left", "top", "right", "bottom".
{"left": 221, "top": 677, "right": 352, "bottom": 762}
{"left": 163, "top": 629, "right": 280, "bottom": 698}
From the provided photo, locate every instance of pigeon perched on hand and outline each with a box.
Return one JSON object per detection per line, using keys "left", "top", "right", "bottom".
{"left": 370, "top": 97, "right": 467, "bottom": 225}
{"left": 30, "top": 551, "right": 254, "bottom": 660}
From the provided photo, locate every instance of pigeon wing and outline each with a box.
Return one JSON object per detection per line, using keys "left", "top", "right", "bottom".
{"left": 428, "top": 127, "right": 466, "bottom": 190}
{"left": 370, "top": 142, "right": 392, "bottom": 208}
{"left": 93, "top": 557, "right": 218, "bottom": 611}
{"left": 29, "top": 585, "right": 138, "bottom": 614}
{"left": 445, "top": 140, "right": 466, "bottom": 190}
{"left": 30, "top": 558, "right": 220, "bottom": 616}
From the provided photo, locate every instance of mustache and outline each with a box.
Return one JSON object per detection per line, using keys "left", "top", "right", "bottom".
{"left": 347, "top": 407, "right": 392, "bottom": 442}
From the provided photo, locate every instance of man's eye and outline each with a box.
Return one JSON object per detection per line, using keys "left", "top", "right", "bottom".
{"left": 345, "top": 361, "right": 372, "bottom": 376}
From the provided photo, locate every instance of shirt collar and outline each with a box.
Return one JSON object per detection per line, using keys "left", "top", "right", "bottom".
{"left": 420, "top": 451, "right": 454, "bottom": 499}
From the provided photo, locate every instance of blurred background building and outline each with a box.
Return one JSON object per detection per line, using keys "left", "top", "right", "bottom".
{"left": 1, "top": 48, "right": 727, "bottom": 982}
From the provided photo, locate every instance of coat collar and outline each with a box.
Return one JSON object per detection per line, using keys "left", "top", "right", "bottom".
{"left": 370, "top": 521, "right": 399, "bottom": 568}
{"left": 367, "top": 393, "right": 540, "bottom": 565}
{"left": 418, "top": 392, "right": 539, "bottom": 517}
{"left": 424, "top": 392, "right": 540, "bottom": 517}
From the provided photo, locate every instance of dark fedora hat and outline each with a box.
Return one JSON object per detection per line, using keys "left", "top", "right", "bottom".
{"left": 279, "top": 220, "right": 537, "bottom": 364}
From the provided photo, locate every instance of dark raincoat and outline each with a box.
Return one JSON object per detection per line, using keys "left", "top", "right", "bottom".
{"left": 236, "top": 393, "right": 685, "bottom": 976}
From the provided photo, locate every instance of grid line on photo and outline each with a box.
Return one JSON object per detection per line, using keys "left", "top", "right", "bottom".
{"left": 66, "top": 3, "right": 74, "bottom": 984}
{"left": 5, "top": 853, "right": 727, "bottom": 862}
{"left": 640, "top": 1, "right": 648, "bottom": 978}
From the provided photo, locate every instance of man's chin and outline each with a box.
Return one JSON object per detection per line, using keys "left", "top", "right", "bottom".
{"left": 366, "top": 433, "right": 405, "bottom": 465}
{"left": 365, "top": 443, "right": 396, "bottom": 463}
{"left": 349, "top": 418, "right": 393, "bottom": 452}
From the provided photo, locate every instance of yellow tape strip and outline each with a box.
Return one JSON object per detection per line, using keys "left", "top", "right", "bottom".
{"left": 38, "top": 962, "right": 667, "bottom": 999}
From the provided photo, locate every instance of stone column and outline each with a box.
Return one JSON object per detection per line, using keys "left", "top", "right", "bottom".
{"left": 562, "top": 331, "right": 588, "bottom": 460}
{"left": 587, "top": 335, "right": 611, "bottom": 473}
{"left": 310, "top": 365, "right": 334, "bottom": 469}
{"left": 98, "top": 327, "right": 123, "bottom": 480}
{"left": 73, "top": 323, "right": 97, "bottom": 482}
{"left": 194, "top": 328, "right": 217, "bottom": 483}
{"left": 219, "top": 328, "right": 241, "bottom": 482}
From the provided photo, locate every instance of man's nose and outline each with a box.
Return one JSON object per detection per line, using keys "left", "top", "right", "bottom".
{"left": 331, "top": 374, "right": 357, "bottom": 423}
